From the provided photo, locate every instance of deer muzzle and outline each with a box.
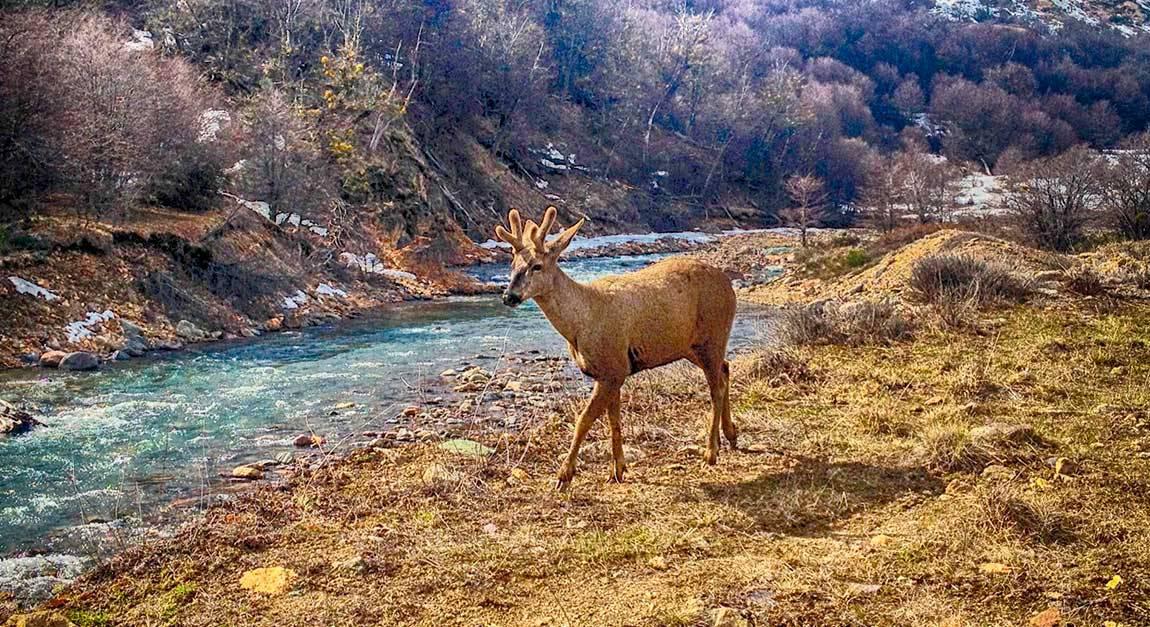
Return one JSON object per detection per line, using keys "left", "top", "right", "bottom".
{"left": 501, "top": 291, "right": 523, "bottom": 307}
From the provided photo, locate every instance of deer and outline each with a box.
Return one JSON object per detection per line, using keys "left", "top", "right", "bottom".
{"left": 494, "top": 206, "right": 738, "bottom": 490}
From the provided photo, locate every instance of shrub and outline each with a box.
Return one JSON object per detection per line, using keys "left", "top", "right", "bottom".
{"left": 909, "top": 254, "right": 1035, "bottom": 306}
{"left": 1100, "top": 132, "right": 1150, "bottom": 240}
{"left": 778, "top": 300, "right": 914, "bottom": 347}
{"left": 1060, "top": 264, "right": 1108, "bottom": 296}
{"left": 843, "top": 248, "right": 868, "bottom": 268}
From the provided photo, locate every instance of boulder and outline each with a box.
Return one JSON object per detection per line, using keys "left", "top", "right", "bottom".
{"left": 293, "top": 434, "right": 324, "bottom": 448}
{"left": 58, "top": 351, "right": 99, "bottom": 371}
{"left": 176, "top": 319, "right": 207, "bottom": 341}
{"left": 38, "top": 351, "right": 67, "bottom": 368}
{"left": 1, "top": 400, "right": 43, "bottom": 434}
{"left": 230, "top": 465, "right": 264, "bottom": 480}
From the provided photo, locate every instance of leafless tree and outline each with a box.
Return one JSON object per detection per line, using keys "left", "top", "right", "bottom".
{"left": 860, "top": 156, "right": 904, "bottom": 233}
{"left": 780, "top": 174, "right": 828, "bottom": 246}
{"left": 896, "top": 149, "right": 959, "bottom": 223}
{"left": 1100, "top": 133, "right": 1150, "bottom": 240}
{"left": 1005, "top": 146, "right": 1102, "bottom": 252}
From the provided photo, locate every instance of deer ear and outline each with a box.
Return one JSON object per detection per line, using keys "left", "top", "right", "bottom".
{"left": 547, "top": 218, "right": 584, "bottom": 257}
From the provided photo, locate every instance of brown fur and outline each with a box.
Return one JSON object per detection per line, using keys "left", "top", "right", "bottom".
{"left": 495, "top": 207, "right": 738, "bottom": 489}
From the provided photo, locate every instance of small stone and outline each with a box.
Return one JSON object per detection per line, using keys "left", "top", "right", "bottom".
{"left": 59, "top": 351, "right": 99, "bottom": 371}
{"left": 402, "top": 405, "right": 420, "bottom": 417}
{"left": 231, "top": 465, "right": 264, "bottom": 480}
{"left": 869, "top": 534, "right": 895, "bottom": 547}
{"left": 1028, "top": 607, "right": 1061, "bottom": 627}
{"left": 439, "top": 369, "right": 457, "bottom": 378}
{"left": 293, "top": 434, "right": 324, "bottom": 448}
{"left": 1110, "top": 366, "right": 1126, "bottom": 376}
{"left": 264, "top": 317, "right": 283, "bottom": 332}
{"left": 647, "top": 556, "right": 669, "bottom": 571}
{"left": 504, "top": 380, "right": 524, "bottom": 392}
{"left": 334, "top": 555, "right": 368, "bottom": 574}
{"left": 333, "top": 402, "right": 355, "bottom": 410}
{"left": 482, "top": 522, "right": 499, "bottom": 535}
{"left": 274, "top": 452, "right": 294, "bottom": 464}
{"left": 239, "top": 566, "right": 296, "bottom": 594}
{"left": 509, "top": 467, "right": 531, "bottom": 484}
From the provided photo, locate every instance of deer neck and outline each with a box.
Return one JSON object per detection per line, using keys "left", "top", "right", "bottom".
{"left": 533, "top": 268, "right": 596, "bottom": 345}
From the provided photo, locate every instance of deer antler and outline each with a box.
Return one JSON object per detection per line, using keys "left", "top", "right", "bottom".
{"left": 532, "top": 206, "right": 558, "bottom": 249}
{"left": 495, "top": 208, "right": 526, "bottom": 250}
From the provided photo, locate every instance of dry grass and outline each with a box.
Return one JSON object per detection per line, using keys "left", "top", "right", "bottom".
{"left": 43, "top": 303, "right": 1150, "bottom": 627}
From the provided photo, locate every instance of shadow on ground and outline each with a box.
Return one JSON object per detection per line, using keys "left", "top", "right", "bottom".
{"left": 701, "top": 455, "right": 944, "bottom": 536}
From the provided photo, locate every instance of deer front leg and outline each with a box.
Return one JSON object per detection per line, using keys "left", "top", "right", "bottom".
{"left": 606, "top": 386, "right": 625, "bottom": 483}
{"left": 556, "top": 381, "right": 612, "bottom": 490}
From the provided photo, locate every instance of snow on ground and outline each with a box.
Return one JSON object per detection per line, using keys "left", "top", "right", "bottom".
{"left": 316, "top": 284, "right": 348, "bottom": 298}
{"left": 339, "top": 253, "right": 418, "bottom": 281}
{"left": 952, "top": 173, "right": 1009, "bottom": 216}
{"left": 65, "top": 310, "right": 116, "bottom": 343}
{"left": 8, "top": 277, "right": 60, "bottom": 301}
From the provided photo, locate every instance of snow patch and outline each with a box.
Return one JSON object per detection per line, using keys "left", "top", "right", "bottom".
{"left": 315, "top": 284, "right": 347, "bottom": 298}
{"left": 123, "top": 29, "right": 154, "bottom": 52}
{"left": 282, "top": 290, "right": 309, "bottom": 310}
{"left": 65, "top": 310, "right": 116, "bottom": 343}
{"left": 8, "top": 277, "right": 60, "bottom": 301}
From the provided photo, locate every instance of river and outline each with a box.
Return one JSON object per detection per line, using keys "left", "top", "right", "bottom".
{"left": 0, "top": 250, "right": 782, "bottom": 601}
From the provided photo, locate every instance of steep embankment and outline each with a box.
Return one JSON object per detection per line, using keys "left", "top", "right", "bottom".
{"left": 15, "top": 231, "right": 1150, "bottom": 626}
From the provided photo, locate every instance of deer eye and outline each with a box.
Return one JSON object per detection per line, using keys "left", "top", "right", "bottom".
{"left": 530, "top": 263, "right": 543, "bottom": 272}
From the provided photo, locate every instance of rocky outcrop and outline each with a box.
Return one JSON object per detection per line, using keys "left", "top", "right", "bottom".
{"left": 37, "top": 351, "right": 66, "bottom": 368}
{"left": 0, "top": 400, "right": 42, "bottom": 435}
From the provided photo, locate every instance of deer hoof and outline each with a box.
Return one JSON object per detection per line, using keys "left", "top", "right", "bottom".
{"left": 703, "top": 448, "right": 718, "bottom": 465}
{"left": 555, "top": 464, "right": 575, "bottom": 490}
{"left": 608, "top": 465, "right": 626, "bottom": 483}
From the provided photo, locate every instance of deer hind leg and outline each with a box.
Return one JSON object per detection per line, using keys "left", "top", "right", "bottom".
{"left": 720, "top": 360, "right": 737, "bottom": 449}
{"left": 606, "top": 386, "right": 625, "bottom": 483}
{"left": 696, "top": 354, "right": 727, "bottom": 466}
{"left": 556, "top": 381, "right": 613, "bottom": 490}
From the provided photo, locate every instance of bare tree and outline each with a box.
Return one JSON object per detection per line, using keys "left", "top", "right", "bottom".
{"left": 896, "top": 149, "right": 958, "bottom": 223}
{"left": 1100, "top": 133, "right": 1150, "bottom": 240}
{"left": 1005, "top": 146, "right": 1101, "bottom": 252}
{"left": 860, "top": 156, "right": 904, "bottom": 233}
{"left": 780, "top": 174, "right": 828, "bottom": 246}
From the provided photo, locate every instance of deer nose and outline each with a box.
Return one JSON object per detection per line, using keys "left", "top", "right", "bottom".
{"left": 502, "top": 291, "right": 522, "bottom": 307}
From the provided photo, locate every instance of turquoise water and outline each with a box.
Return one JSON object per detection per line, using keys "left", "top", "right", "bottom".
{"left": 0, "top": 253, "right": 780, "bottom": 562}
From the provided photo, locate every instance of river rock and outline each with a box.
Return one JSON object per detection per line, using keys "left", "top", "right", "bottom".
{"left": 176, "top": 319, "right": 207, "bottom": 341}
{"left": 119, "top": 320, "right": 149, "bottom": 355}
{"left": 58, "top": 351, "right": 99, "bottom": 371}
{"left": 38, "top": 351, "right": 67, "bottom": 368}
{"left": 0, "top": 400, "right": 43, "bottom": 435}
{"left": 230, "top": 464, "right": 264, "bottom": 480}
{"left": 293, "top": 434, "right": 324, "bottom": 448}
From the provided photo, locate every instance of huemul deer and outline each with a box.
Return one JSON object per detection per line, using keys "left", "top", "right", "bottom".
{"left": 495, "top": 207, "right": 738, "bottom": 489}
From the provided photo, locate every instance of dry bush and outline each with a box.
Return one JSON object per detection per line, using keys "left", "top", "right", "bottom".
{"left": 732, "top": 348, "right": 813, "bottom": 388}
{"left": 1100, "top": 132, "right": 1150, "bottom": 240}
{"left": 1060, "top": 263, "right": 1108, "bottom": 296}
{"left": 976, "top": 482, "right": 1075, "bottom": 544}
{"left": 909, "top": 254, "right": 1035, "bottom": 328}
{"left": 778, "top": 300, "right": 914, "bottom": 347}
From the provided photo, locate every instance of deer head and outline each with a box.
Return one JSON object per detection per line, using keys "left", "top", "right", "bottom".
{"left": 494, "top": 206, "right": 584, "bottom": 307}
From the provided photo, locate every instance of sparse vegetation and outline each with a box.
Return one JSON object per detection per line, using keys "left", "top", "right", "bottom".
{"left": 778, "top": 299, "right": 914, "bottom": 347}
{"left": 909, "top": 254, "right": 1035, "bottom": 309}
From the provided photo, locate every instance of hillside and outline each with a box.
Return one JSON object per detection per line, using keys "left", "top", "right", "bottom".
{"left": 14, "top": 231, "right": 1150, "bottom": 626}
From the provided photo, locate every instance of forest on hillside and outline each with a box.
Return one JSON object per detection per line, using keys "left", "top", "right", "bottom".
{"left": 2, "top": 0, "right": 1150, "bottom": 238}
